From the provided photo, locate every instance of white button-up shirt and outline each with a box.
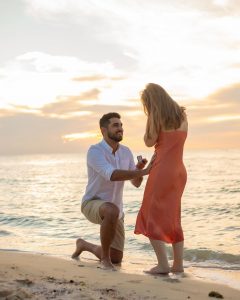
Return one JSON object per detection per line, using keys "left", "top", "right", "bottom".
{"left": 82, "top": 139, "right": 136, "bottom": 218}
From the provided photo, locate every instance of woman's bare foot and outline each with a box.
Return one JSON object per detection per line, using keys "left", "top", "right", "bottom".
{"left": 170, "top": 267, "right": 184, "bottom": 274}
{"left": 144, "top": 265, "right": 169, "bottom": 275}
{"left": 71, "top": 238, "right": 85, "bottom": 259}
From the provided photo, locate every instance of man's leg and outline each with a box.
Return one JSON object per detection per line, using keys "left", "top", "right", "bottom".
{"left": 71, "top": 238, "right": 101, "bottom": 260}
{"left": 72, "top": 201, "right": 122, "bottom": 269}
{"left": 72, "top": 240, "right": 122, "bottom": 264}
{"left": 98, "top": 202, "right": 120, "bottom": 268}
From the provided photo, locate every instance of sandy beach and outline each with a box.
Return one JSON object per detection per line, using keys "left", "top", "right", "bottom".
{"left": 0, "top": 251, "right": 239, "bottom": 300}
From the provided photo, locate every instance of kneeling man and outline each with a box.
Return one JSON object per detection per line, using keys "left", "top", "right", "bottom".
{"left": 72, "top": 112, "right": 151, "bottom": 269}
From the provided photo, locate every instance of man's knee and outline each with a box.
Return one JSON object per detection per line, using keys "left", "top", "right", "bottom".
{"left": 99, "top": 202, "right": 119, "bottom": 221}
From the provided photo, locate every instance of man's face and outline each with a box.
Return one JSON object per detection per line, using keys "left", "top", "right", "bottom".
{"left": 105, "top": 117, "right": 123, "bottom": 142}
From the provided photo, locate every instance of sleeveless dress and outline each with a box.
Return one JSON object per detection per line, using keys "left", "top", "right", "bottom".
{"left": 134, "top": 130, "right": 187, "bottom": 243}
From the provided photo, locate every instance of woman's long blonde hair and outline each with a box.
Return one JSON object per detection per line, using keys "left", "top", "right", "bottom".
{"left": 141, "top": 83, "right": 185, "bottom": 138}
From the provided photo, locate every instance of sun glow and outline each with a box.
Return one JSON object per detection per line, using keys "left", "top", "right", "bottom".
{"left": 213, "top": 0, "right": 229, "bottom": 7}
{"left": 62, "top": 132, "right": 100, "bottom": 142}
{"left": 208, "top": 115, "right": 240, "bottom": 122}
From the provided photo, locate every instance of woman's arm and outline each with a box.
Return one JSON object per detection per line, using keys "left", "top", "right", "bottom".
{"left": 144, "top": 132, "right": 158, "bottom": 147}
{"left": 144, "top": 118, "right": 158, "bottom": 147}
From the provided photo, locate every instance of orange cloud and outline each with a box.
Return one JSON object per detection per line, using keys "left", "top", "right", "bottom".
{"left": 1, "top": 82, "right": 240, "bottom": 154}
{"left": 185, "top": 82, "right": 240, "bottom": 149}
{"left": 41, "top": 89, "right": 100, "bottom": 117}
{"left": 0, "top": 108, "right": 16, "bottom": 117}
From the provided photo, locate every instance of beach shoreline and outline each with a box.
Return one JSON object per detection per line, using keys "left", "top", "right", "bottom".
{"left": 0, "top": 250, "right": 239, "bottom": 300}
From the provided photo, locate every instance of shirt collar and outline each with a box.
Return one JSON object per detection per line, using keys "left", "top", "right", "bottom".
{"left": 101, "top": 139, "right": 120, "bottom": 154}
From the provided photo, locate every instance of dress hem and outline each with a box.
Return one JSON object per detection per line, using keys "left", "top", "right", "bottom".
{"left": 134, "top": 230, "right": 184, "bottom": 244}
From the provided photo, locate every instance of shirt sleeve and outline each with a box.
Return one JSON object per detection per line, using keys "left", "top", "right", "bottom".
{"left": 87, "top": 146, "right": 116, "bottom": 181}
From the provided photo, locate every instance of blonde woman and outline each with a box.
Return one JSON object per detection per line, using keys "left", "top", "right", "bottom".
{"left": 135, "top": 83, "right": 188, "bottom": 274}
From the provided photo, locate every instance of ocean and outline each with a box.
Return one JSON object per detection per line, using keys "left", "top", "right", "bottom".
{"left": 0, "top": 149, "right": 239, "bottom": 289}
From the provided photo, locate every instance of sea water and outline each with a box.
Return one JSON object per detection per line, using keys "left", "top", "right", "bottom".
{"left": 0, "top": 150, "right": 239, "bottom": 289}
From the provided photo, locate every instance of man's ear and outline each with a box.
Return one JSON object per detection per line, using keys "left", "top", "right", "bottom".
{"left": 100, "top": 127, "right": 106, "bottom": 136}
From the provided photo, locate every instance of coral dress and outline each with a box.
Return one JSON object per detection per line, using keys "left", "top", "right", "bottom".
{"left": 135, "top": 130, "right": 187, "bottom": 243}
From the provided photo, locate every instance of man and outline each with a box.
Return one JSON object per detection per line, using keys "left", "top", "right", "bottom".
{"left": 72, "top": 112, "right": 152, "bottom": 269}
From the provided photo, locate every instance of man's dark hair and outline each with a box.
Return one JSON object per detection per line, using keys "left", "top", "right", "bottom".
{"left": 99, "top": 112, "right": 121, "bottom": 128}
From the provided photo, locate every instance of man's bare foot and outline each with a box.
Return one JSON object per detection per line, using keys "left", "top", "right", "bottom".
{"left": 99, "top": 258, "right": 116, "bottom": 271}
{"left": 71, "top": 238, "right": 85, "bottom": 259}
{"left": 144, "top": 265, "right": 169, "bottom": 275}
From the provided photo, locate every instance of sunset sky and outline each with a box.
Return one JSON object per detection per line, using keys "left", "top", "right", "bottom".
{"left": 0, "top": 0, "right": 240, "bottom": 155}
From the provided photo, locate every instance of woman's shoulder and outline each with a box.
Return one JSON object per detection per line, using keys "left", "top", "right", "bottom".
{"left": 182, "top": 107, "right": 187, "bottom": 117}
{"left": 179, "top": 118, "right": 188, "bottom": 131}
{"left": 181, "top": 107, "right": 188, "bottom": 125}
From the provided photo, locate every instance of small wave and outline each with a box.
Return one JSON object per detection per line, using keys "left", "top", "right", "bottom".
{"left": 220, "top": 187, "right": 240, "bottom": 194}
{"left": 0, "top": 230, "right": 12, "bottom": 237}
{"left": 224, "top": 226, "right": 240, "bottom": 232}
{"left": 139, "top": 243, "right": 240, "bottom": 267}
{"left": 0, "top": 214, "right": 48, "bottom": 227}
{"left": 183, "top": 248, "right": 240, "bottom": 266}
{"left": 0, "top": 213, "right": 66, "bottom": 229}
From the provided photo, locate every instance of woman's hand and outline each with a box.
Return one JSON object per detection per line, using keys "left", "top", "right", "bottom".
{"left": 136, "top": 157, "right": 148, "bottom": 170}
{"left": 143, "top": 153, "right": 156, "bottom": 175}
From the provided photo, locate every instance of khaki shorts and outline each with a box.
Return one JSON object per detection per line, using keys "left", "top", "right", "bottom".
{"left": 81, "top": 199, "right": 124, "bottom": 252}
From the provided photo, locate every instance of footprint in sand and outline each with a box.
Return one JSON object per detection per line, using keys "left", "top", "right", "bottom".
{"left": 15, "top": 279, "right": 34, "bottom": 286}
{"left": 3, "top": 288, "right": 33, "bottom": 300}
{"left": 128, "top": 280, "right": 142, "bottom": 284}
{"left": 0, "top": 290, "right": 13, "bottom": 297}
{"left": 163, "top": 278, "right": 181, "bottom": 283}
{"left": 45, "top": 276, "right": 56, "bottom": 282}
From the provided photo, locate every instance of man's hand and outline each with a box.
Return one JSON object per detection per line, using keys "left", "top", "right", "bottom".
{"left": 111, "top": 154, "right": 156, "bottom": 183}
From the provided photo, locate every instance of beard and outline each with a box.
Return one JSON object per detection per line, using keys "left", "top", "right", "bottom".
{"left": 107, "top": 131, "right": 123, "bottom": 142}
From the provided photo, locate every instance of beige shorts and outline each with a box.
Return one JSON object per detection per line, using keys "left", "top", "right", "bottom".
{"left": 81, "top": 199, "right": 125, "bottom": 252}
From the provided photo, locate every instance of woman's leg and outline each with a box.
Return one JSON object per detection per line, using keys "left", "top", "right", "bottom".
{"left": 171, "top": 241, "right": 184, "bottom": 273}
{"left": 145, "top": 239, "right": 170, "bottom": 274}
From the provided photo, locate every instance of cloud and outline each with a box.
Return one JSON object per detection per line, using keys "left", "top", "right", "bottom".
{"left": 185, "top": 82, "right": 240, "bottom": 148}
{"left": 41, "top": 89, "right": 101, "bottom": 116}
{"left": 62, "top": 131, "right": 100, "bottom": 142}
{"left": 0, "top": 99, "right": 145, "bottom": 155}
{"left": 1, "top": 81, "right": 240, "bottom": 155}
{"left": 72, "top": 75, "right": 126, "bottom": 82}
{"left": 4, "top": 2, "right": 240, "bottom": 107}
{"left": 0, "top": 108, "right": 16, "bottom": 117}
{"left": 0, "top": 112, "right": 98, "bottom": 155}
{"left": 0, "top": 52, "right": 127, "bottom": 109}
{"left": 39, "top": 88, "right": 141, "bottom": 119}
{"left": 1, "top": 1, "right": 240, "bottom": 152}
{"left": 16, "top": 52, "right": 122, "bottom": 75}
{"left": 23, "top": 0, "right": 240, "bottom": 19}
{"left": 188, "top": 82, "right": 240, "bottom": 120}
{"left": 208, "top": 115, "right": 240, "bottom": 122}
{"left": 230, "top": 63, "right": 240, "bottom": 69}
{"left": 208, "top": 82, "right": 240, "bottom": 103}
{"left": 186, "top": 0, "right": 240, "bottom": 16}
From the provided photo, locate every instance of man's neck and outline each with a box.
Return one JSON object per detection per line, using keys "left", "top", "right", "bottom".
{"left": 104, "top": 138, "right": 119, "bottom": 154}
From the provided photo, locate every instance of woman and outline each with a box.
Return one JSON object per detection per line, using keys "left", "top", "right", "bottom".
{"left": 134, "top": 83, "right": 188, "bottom": 274}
